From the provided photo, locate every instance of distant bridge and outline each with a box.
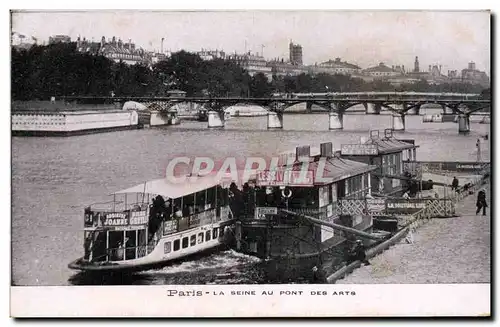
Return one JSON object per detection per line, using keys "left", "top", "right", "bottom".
{"left": 61, "top": 92, "right": 490, "bottom": 134}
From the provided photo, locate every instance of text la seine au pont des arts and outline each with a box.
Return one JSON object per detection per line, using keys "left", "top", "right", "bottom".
{"left": 167, "top": 290, "right": 356, "bottom": 297}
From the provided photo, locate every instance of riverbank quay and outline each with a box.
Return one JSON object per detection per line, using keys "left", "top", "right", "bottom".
{"left": 335, "top": 183, "right": 490, "bottom": 284}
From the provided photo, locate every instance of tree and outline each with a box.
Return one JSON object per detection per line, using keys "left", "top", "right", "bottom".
{"left": 249, "top": 73, "right": 272, "bottom": 98}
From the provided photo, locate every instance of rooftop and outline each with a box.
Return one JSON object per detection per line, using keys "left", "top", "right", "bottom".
{"left": 364, "top": 63, "right": 398, "bottom": 73}
{"left": 363, "top": 134, "right": 418, "bottom": 154}
{"left": 320, "top": 58, "right": 361, "bottom": 69}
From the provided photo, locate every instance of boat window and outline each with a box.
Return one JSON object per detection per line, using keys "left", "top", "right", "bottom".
{"left": 219, "top": 226, "right": 225, "bottom": 239}
{"left": 190, "top": 235, "right": 196, "bottom": 246}
{"left": 217, "top": 186, "right": 229, "bottom": 206}
{"left": 164, "top": 242, "right": 171, "bottom": 254}
{"left": 205, "top": 230, "right": 211, "bottom": 241}
{"left": 182, "top": 237, "right": 189, "bottom": 249}
{"left": 213, "top": 227, "right": 219, "bottom": 239}
{"left": 330, "top": 183, "right": 338, "bottom": 202}
{"left": 198, "top": 233, "right": 204, "bottom": 244}
{"left": 345, "top": 174, "right": 370, "bottom": 199}
{"left": 318, "top": 185, "right": 331, "bottom": 207}
{"left": 285, "top": 187, "right": 318, "bottom": 209}
{"left": 173, "top": 239, "right": 180, "bottom": 251}
{"left": 195, "top": 191, "right": 206, "bottom": 213}
{"left": 206, "top": 187, "right": 216, "bottom": 210}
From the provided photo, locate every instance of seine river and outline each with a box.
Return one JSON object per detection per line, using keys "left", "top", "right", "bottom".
{"left": 12, "top": 110, "right": 490, "bottom": 286}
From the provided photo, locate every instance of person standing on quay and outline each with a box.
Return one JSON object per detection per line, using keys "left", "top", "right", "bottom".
{"left": 476, "top": 138, "right": 482, "bottom": 162}
{"left": 451, "top": 176, "right": 459, "bottom": 192}
{"left": 476, "top": 189, "right": 488, "bottom": 216}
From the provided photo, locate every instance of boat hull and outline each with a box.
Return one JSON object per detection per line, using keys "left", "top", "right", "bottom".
{"left": 233, "top": 215, "right": 375, "bottom": 282}
{"left": 68, "top": 242, "right": 228, "bottom": 273}
{"left": 69, "top": 221, "right": 235, "bottom": 273}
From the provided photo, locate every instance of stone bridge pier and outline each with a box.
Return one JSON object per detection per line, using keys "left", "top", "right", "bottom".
{"left": 328, "top": 103, "right": 343, "bottom": 130}
{"left": 208, "top": 110, "right": 225, "bottom": 128}
{"left": 268, "top": 111, "right": 284, "bottom": 129}
{"left": 390, "top": 103, "right": 406, "bottom": 131}
{"left": 458, "top": 114, "right": 471, "bottom": 134}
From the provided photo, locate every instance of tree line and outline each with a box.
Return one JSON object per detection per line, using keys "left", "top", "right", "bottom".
{"left": 11, "top": 42, "right": 488, "bottom": 101}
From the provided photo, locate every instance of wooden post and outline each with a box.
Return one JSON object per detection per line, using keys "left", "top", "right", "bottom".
{"left": 123, "top": 230, "right": 126, "bottom": 260}
{"left": 135, "top": 230, "right": 138, "bottom": 259}
{"left": 105, "top": 230, "right": 109, "bottom": 261}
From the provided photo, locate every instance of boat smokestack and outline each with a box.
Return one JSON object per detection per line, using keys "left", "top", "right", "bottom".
{"left": 320, "top": 142, "right": 333, "bottom": 157}
{"left": 296, "top": 145, "right": 311, "bottom": 162}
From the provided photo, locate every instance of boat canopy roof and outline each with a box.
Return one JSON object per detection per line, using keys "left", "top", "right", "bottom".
{"left": 113, "top": 174, "right": 227, "bottom": 199}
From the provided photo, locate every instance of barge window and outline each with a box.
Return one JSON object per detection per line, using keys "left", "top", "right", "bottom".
{"left": 190, "top": 235, "right": 196, "bottom": 246}
{"left": 173, "top": 239, "right": 180, "bottom": 251}
{"left": 319, "top": 185, "right": 331, "bottom": 207}
{"left": 206, "top": 230, "right": 211, "bottom": 241}
{"left": 182, "top": 237, "right": 189, "bottom": 249}
{"left": 213, "top": 227, "right": 219, "bottom": 239}
{"left": 345, "top": 174, "right": 369, "bottom": 199}
{"left": 164, "top": 242, "right": 171, "bottom": 254}
{"left": 198, "top": 233, "right": 204, "bottom": 244}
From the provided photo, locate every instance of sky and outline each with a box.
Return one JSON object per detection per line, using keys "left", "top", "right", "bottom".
{"left": 11, "top": 10, "right": 491, "bottom": 73}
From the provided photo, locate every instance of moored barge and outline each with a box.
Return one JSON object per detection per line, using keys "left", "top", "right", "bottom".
{"left": 69, "top": 174, "right": 235, "bottom": 272}
{"left": 228, "top": 142, "right": 385, "bottom": 281}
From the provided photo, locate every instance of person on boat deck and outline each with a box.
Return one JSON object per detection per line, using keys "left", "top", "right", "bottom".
{"left": 476, "top": 189, "right": 488, "bottom": 216}
{"left": 402, "top": 191, "right": 410, "bottom": 199}
{"left": 229, "top": 182, "right": 244, "bottom": 218}
{"left": 242, "top": 182, "right": 250, "bottom": 215}
{"left": 451, "top": 177, "right": 459, "bottom": 192}
{"left": 174, "top": 206, "right": 183, "bottom": 218}
{"left": 182, "top": 204, "right": 191, "bottom": 217}
{"left": 349, "top": 240, "right": 370, "bottom": 266}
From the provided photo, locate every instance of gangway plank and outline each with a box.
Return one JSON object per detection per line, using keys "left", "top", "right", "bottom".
{"left": 280, "top": 209, "right": 386, "bottom": 241}
{"left": 372, "top": 173, "right": 451, "bottom": 188}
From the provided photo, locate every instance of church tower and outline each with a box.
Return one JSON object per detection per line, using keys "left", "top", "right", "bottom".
{"left": 414, "top": 56, "right": 420, "bottom": 73}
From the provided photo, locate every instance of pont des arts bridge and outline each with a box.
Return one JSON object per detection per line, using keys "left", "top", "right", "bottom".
{"left": 61, "top": 92, "right": 490, "bottom": 134}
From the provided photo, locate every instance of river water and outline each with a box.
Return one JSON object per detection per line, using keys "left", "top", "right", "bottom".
{"left": 11, "top": 110, "right": 490, "bottom": 286}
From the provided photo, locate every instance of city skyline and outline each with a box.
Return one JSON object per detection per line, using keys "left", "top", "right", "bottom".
{"left": 11, "top": 10, "right": 490, "bottom": 73}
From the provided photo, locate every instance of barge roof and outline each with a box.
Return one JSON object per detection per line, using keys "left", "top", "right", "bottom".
{"left": 364, "top": 137, "right": 419, "bottom": 154}
{"left": 287, "top": 156, "right": 377, "bottom": 185}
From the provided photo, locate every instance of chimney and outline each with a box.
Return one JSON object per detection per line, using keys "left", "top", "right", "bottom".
{"left": 320, "top": 142, "right": 333, "bottom": 158}
{"left": 296, "top": 145, "right": 311, "bottom": 162}
{"left": 429, "top": 65, "right": 431, "bottom": 72}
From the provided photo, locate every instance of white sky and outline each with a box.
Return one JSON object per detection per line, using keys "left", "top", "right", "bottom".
{"left": 11, "top": 10, "right": 490, "bottom": 73}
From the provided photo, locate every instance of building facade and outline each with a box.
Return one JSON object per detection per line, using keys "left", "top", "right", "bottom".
{"left": 49, "top": 35, "right": 71, "bottom": 44}
{"left": 197, "top": 49, "right": 226, "bottom": 61}
{"left": 461, "top": 62, "right": 490, "bottom": 87}
{"left": 76, "top": 36, "right": 149, "bottom": 65}
{"left": 314, "top": 58, "right": 361, "bottom": 75}
{"left": 227, "top": 52, "right": 273, "bottom": 80}
{"left": 362, "top": 63, "right": 400, "bottom": 78}
{"left": 289, "top": 41, "right": 303, "bottom": 66}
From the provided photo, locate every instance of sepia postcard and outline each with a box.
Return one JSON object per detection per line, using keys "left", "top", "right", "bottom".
{"left": 10, "top": 9, "right": 491, "bottom": 317}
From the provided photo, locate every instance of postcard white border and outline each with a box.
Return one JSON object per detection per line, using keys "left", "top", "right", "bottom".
{"left": 6, "top": 0, "right": 496, "bottom": 321}
{"left": 11, "top": 284, "right": 490, "bottom": 317}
